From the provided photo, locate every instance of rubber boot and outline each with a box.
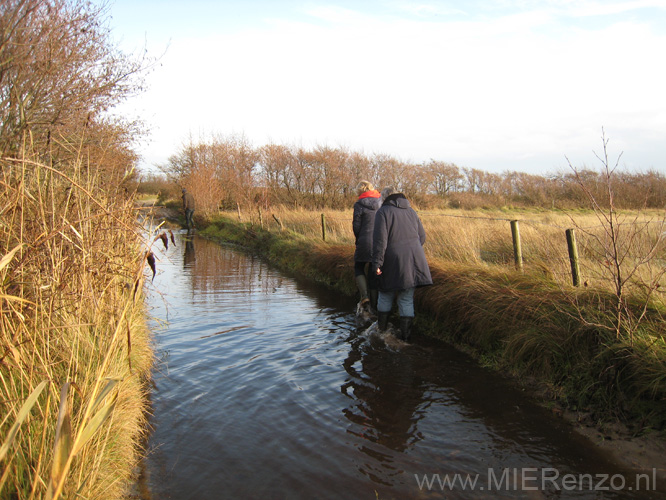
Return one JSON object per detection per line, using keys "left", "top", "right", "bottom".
{"left": 355, "top": 274, "right": 369, "bottom": 304}
{"left": 377, "top": 311, "right": 390, "bottom": 332}
{"left": 399, "top": 316, "right": 414, "bottom": 342}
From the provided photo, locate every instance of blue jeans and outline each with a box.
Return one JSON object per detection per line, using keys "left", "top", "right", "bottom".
{"left": 377, "top": 288, "right": 415, "bottom": 317}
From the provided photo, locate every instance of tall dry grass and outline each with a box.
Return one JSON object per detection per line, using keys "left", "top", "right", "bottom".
{"left": 231, "top": 207, "right": 666, "bottom": 299}
{"left": 1, "top": 151, "right": 153, "bottom": 499}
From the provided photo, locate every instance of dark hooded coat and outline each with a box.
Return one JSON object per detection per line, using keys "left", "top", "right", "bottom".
{"left": 352, "top": 191, "right": 381, "bottom": 262}
{"left": 372, "top": 194, "right": 433, "bottom": 292}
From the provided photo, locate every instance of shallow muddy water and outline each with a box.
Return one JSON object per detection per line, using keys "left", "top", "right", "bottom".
{"left": 142, "top": 232, "right": 663, "bottom": 499}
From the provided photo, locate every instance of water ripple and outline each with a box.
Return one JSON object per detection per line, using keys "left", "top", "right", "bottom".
{"left": 143, "top": 234, "right": 661, "bottom": 500}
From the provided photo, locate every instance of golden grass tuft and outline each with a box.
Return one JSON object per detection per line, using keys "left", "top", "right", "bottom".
{"left": 1, "top": 152, "right": 153, "bottom": 499}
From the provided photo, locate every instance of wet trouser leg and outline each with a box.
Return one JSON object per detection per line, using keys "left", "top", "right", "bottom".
{"left": 354, "top": 261, "right": 367, "bottom": 277}
{"left": 396, "top": 288, "right": 415, "bottom": 317}
{"left": 185, "top": 209, "right": 194, "bottom": 229}
{"left": 377, "top": 290, "right": 394, "bottom": 314}
{"left": 378, "top": 289, "right": 414, "bottom": 316}
{"left": 354, "top": 262, "right": 369, "bottom": 302}
{"left": 355, "top": 275, "right": 369, "bottom": 301}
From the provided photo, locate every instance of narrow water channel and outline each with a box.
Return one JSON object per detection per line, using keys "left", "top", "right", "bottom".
{"left": 142, "top": 232, "right": 662, "bottom": 499}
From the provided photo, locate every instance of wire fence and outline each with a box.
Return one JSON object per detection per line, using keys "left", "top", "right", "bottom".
{"left": 236, "top": 207, "right": 666, "bottom": 292}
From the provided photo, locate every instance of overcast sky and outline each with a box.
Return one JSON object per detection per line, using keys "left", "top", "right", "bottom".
{"left": 105, "top": 0, "right": 666, "bottom": 175}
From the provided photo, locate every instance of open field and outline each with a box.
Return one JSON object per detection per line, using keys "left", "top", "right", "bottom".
{"left": 224, "top": 206, "right": 666, "bottom": 298}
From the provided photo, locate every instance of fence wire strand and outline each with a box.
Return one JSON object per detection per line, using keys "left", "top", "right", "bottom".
{"left": 251, "top": 208, "right": 666, "bottom": 293}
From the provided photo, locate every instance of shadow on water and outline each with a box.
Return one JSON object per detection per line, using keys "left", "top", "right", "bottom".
{"left": 140, "top": 233, "right": 664, "bottom": 500}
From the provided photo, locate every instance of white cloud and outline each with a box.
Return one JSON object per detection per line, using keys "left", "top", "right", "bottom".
{"left": 116, "top": 0, "right": 666, "bottom": 173}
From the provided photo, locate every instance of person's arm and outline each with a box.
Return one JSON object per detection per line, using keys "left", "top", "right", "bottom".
{"left": 417, "top": 215, "right": 426, "bottom": 246}
{"left": 352, "top": 203, "right": 362, "bottom": 239}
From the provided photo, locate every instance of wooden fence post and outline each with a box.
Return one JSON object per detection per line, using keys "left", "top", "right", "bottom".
{"left": 510, "top": 220, "right": 523, "bottom": 271}
{"left": 272, "top": 214, "right": 284, "bottom": 231}
{"left": 566, "top": 228, "right": 581, "bottom": 287}
{"left": 321, "top": 213, "right": 327, "bottom": 241}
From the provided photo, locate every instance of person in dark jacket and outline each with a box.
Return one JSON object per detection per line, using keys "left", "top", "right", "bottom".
{"left": 182, "top": 188, "right": 195, "bottom": 231}
{"left": 372, "top": 186, "right": 432, "bottom": 341}
{"left": 353, "top": 180, "right": 382, "bottom": 310}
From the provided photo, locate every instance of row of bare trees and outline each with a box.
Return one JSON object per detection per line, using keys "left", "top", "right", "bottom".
{"left": 157, "top": 135, "right": 666, "bottom": 213}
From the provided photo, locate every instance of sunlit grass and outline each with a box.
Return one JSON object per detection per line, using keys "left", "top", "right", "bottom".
{"left": 222, "top": 206, "right": 666, "bottom": 298}
{"left": 1, "top": 152, "right": 154, "bottom": 499}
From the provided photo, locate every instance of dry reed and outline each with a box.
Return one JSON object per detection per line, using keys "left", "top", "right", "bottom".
{"left": 228, "top": 207, "right": 666, "bottom": 299}
{"left": 1, "top": 150, "right": 153, "bottom": 499}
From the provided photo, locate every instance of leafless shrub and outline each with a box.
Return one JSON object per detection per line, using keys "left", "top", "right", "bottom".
{"left": 565, "top": 130, "right": 666, "bottom": 341}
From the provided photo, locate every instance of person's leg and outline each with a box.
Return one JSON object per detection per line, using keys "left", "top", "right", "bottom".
{"left": 354, "top": 261, "right": 369, "bottom": 303}
{"left": 377, "top": 290, "right": 394, "bottom": 331}
{"left": 396, "top": 288, "right": 415, "bottom": 340}
{"left": 399, "top": 317, "right": 414, "bottom": 341}
{"left": 396, "top": 288, "right": 415, "bottom": 317}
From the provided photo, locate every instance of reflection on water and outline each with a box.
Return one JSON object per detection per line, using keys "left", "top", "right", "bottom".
{"left": 183, "top": 237, "right": 195, "bottom": 267}
{"left": 143, "top": 233, "right": 663, "bottom": 499}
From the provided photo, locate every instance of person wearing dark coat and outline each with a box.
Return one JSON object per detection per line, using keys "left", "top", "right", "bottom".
{"left": 353, "top": 180, "right": 381, "bottom": 310}
{"left": 372, "top": 186, "right": 432, "bottom": 341}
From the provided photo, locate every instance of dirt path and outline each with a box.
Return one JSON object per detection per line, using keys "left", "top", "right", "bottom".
{"left": 566, "top": 411, "right": 666, "bottom": 482}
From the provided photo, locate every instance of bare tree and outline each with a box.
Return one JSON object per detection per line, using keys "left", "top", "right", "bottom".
{"left": 423, "top": 160, "right": 463, "bottom": 195}
{"left": 462, "top": 167, "right": 483, "bottom": 194}
{"left": 160, "top": 138, "right": 194, "bottom": 183}
{"left": 307, "top": 145, "right": 352, "bottom": 207}
{"left": 210, "top": 133, "right": 258, "bottom": 209}
{"left": 346, "top": 151, "right": 375, "bottom": 190}
{"left": 372, "top": 153, "right": 413, "bottom": 193}
{"left": 258, "top": 143, "right": 300, "bottom": 205}
{"left": 566, "top": 130, "right": 666, "bottom": 341}
{"left": 0, "top": 0, "right": 147, "bottom": 157}
{"left": 160, "top": 138, "right": 222, "bottom": 214}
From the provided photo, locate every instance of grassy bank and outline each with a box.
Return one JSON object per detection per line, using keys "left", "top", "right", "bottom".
{"left": 200, "top": 213, "right": 666, "bottom": 435}
{"left": 0, "top": 157, "right": 153, "bottom": 499}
